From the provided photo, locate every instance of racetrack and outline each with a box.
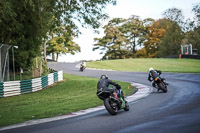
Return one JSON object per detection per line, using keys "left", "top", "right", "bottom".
{"left": 1, "top": 62, "right": 200, "bottom": 133}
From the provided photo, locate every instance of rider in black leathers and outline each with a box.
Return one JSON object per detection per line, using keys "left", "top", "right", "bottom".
{"left": 148, "top": 67, "right": 165, "bottom": 88}
{"left": 97, "top": 75, "right": 123, "bottom": 98}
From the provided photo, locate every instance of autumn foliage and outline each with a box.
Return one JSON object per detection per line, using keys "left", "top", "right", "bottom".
{"left": 93, "top": 5, "right": 200, "bottom": 59}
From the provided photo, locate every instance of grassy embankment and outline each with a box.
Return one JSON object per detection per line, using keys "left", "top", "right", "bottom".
{"left": 87, "top": 58, "right": 200, "bottom": 73}
{"left": 0, "top": 74, "right": 134, "bottom": 127}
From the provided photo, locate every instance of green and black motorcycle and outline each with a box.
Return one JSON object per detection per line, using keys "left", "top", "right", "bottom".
{"left": 97, "top": 86, "right": 129, "bottom": 115}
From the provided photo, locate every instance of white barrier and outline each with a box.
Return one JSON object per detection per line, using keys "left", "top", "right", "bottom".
{"left": 0, "top": 70, "right": 63, "bottom": 98}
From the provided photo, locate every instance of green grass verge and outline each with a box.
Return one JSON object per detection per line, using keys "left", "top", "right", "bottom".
{"left": 0, "top": 74, "right": 134, "bottom": 127}
{"left": 87, "top": 58, "right": 200, "bottom": 73}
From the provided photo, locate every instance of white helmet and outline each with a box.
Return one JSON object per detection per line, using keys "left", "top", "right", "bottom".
{"left": 149, "top": 67, "right": 154, "bottom": 71}
{"left": 100, "top": 75, "right": 108, "bottom": 79}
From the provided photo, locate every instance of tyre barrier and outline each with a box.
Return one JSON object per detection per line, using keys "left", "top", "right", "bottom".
{"left": 0, "top": 71, "right": 63, "bottom": 98}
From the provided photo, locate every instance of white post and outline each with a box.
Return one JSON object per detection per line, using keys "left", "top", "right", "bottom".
{"left": 181, "top": 45, "right": 183, "bottom": 55}
{"left": 12, "top": 46, "right": 18, "bottom": 81}
{"left": 12, "top": 47, "right": 15, "bottom": 81}
{"left": 7, "top": 49, "right": 9, "bottom": 81}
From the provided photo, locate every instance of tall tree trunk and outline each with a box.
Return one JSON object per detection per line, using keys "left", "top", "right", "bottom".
{"left": 56, "top": 53, "right": 59, "bottom": 62}
{"left": 119, "top": 44, "right": 122, "bottom": 59}
{"left": 133, "top": 35, "right": 136, "bottom": 53}
{"left": 52, "top": 53, "right": 55, "bottom": 61}
{"left": 44, "top": 40, "right": 47, "bottom": 63}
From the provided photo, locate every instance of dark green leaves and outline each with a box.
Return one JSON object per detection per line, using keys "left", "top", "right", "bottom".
{"left": 0, "top": 0, "right": 116, "bottom": 69}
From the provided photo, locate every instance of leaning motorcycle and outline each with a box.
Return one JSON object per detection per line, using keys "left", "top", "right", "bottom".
{"left": 97, "top": 87, "right": 129, "bottom": 115}
{"left": 153, "top": 76, "right": 168, "bottom": 93}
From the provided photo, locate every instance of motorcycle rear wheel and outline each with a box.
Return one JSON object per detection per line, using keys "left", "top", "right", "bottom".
{"left": 104, "top": 98, "right": 118, "bottom": 115}
{"left": 158, "top": 82, "right": 167, "bottom": 93}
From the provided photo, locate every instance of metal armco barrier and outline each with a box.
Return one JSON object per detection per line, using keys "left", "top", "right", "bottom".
{"left": 0, "top": 71, "right": 63, "bottom": 98}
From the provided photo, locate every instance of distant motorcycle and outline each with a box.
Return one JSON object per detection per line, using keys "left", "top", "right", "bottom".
{"left": 79, "top": 64, "right": 85, "bottom": 72}
{"left": 97, "top": 86, "right": 129, "bottom": 115}
{"left": 153, "top": 76, "right": 168, "bottom": 93}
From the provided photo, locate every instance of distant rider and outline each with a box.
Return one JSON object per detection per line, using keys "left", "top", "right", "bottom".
{"left": 148, "top": 67, "right": 162, "bottom": 88}
{"left": 97, "top": 75, "right": 123, "bottom": 99}
{"left": 80, "top": 61, "right": 86, "bottom": 68}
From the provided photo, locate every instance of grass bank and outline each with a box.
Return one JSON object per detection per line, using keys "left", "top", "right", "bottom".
{"left": 0, "top": 74, "right": 134, "bottom": 127}
{"left": 87, "top": 58, "right": 200, "bottom": 73}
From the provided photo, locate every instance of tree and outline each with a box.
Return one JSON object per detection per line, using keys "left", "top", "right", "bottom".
{"left": 192, "top": 2, "right": 200, "bottom": 26}
{"left": 144, "top": 19, "right": 166, "bottom": 57}
{"left": 143, "top": 17, "right": 183, "bottom": 58}
{"left": 121, "top": 15, "right": 144, "bottom": 55}
{"left": 162, "top": 8, "right": 184, "bottom": 26}
{"left": 0, "top": 0, "right": 55, "bottom": 69}
{"left": 93, "top": 18, "right": 130, "bottom": 59}
{"left": 43, "top": 0, "right": 117, "bottom": 61}
{"left": 186, "top": 27, "right": 200, "bottom": 55}
{"left": 188, "top": 3, "right": 200, "bottom": 54}
{"left": 46, "top": 24, "right": 80, "bottom": 61}
{"left": 48, "top": 27, "right": 80, "bottom": 61}
{"left": 57, "top": 0, "right": 116, "bottom": 30}
{"left": 159, "top": 8, "right": 184, "bottom": 57}
{"left": 0, "top": 0, "right": 117, "bottom": 70}
{"left": 135, "top": 48, "right": 147, "bottom": 58}
{"left": 185, "top": 2, "right": 200, "bottom": 56}
{"left": 159, "top": 20, "right": 183, "bottom": 57}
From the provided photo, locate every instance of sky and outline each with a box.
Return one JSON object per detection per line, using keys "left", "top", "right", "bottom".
{"left": 56, "top": 0, "right": 200, "bottom": 62}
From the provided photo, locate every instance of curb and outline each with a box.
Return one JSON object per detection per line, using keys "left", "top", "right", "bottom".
{"left": 127, "top": 83, "right": 153, "bottom": 102}
{"left": 0, "top": 83, "right": 152, "bottom": 131}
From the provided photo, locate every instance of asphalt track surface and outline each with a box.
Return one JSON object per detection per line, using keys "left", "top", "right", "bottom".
{"left": 1, "top": 62, "right": 200, "bottom": 133}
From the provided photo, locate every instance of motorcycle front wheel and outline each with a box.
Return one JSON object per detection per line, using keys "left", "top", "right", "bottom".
{"left": 104, "top": 98, "right": 118, "bottom": 115}
{"left": 124, "top": 101, "right": 129, "bottom": 111}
